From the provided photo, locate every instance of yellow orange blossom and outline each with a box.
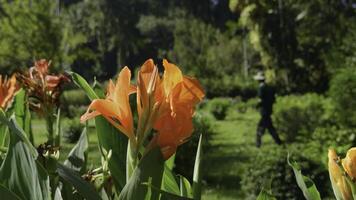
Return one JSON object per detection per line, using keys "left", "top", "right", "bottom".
{"left": 81, "top": 67, "right": 137, "bottom": 142}
{"left": 81, "top": 59, "right": 204, "bottom": 159}
{"left": 153, "top": 59, "right": 205, "bottom": 159}
{"left": 342, "top": 147, "right": 356, "bottom": 180}
{"left": 0, "top": 75, "right": 19, "bottom": 109}
{"left": 328, "top": 149, "right": 352, "bottom": 200}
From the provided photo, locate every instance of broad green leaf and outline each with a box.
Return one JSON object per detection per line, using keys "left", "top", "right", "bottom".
{"left": 192, "top": 134, "right": 203, "bottom": 200}
{"left": 0, "top": 114, "right": 49, "bottom": 200}
{"left": 119, "top": 147, "right": 164, "bottom": 200}
{"left": 0, "top": 184, "right": 21, "bottom": 200}
{"left": 64, "top": 127, "right": 88, "bottom": 173}
{"left": 256, "top": 189, "right": 277, "bottom": 200}
{"left": 0, "top": 124, "right": 8, "bottom": 148}
{"left": 180, "top": 175, "right": 193, "bottom": 198}
{"left": 14, "top": 89, "right": 33, "bottom": 144}
{"left": 68, "top": 72, "right": 99, "bottom": 100}
{"left": 0, "top": 111, "right": 37, "bottom": 157}
{"left": 143, "top": 182, "right": 193, "bottom": 200}
{"left": 161, "top": 164, "right": 180, "bottom": 196}
{"left": 57, "top": 163, "right": 101, "bottom": 200}
{"left": 288, "top": 155, "right": 321, "bottom": 200}
{"left": 166, "top": 154, "right": 175, "bottom": 170}
{"left": 70, "top": 72, "right": 128, "bottom": 191}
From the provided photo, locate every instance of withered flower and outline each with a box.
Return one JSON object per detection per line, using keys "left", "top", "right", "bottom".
{"left": 17, "top": 59, "right": 69, "bottom": 115}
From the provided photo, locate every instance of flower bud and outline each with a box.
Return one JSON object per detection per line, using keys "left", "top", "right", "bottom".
{"left": 329, "top": 149, "right": 352, "bottom": 200}
{"left": 342, "top": 147, "right": 356, "bottom": 180}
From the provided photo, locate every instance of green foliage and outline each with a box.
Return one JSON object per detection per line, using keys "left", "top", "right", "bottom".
{"left": 207, "top": 98, "right": 232, "bottom": 120}
{"left": 240, "top": 145, "right": 331, "bottom": 200}
{"left": 119, "top": 147, "right": 164, "bottom": 200}
{"left": 273, "top": 93, "right": 334, "bottom": 142}
{"left": 64, "top": 127, "right": 88, "bottom": 173}
{"left": 61, "top": 89, "right": 90, "bottom": 106}
{"left": 0, "top": 0, "right": 63, "bottom": 73}
{"left": 329, "top": 68, "right": 356, "bottom": 128}
{"left": 63, "top": 119, "right": 84, "bottom": 143}
{"left": 288, "top": 156, "right": 321, "bottom": 200}
{"left": 0, "top": 114, "right": 50, "bottom": 200}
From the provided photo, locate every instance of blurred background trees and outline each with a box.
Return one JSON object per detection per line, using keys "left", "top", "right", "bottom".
{"left": 1, "top": 0, "right": 354, "bottom": 96}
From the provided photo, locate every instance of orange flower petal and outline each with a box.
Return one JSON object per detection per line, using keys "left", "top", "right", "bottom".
{"left": 81, "top": 67, "right": 136, "bottom": 141}
{"left": 162, "top": 59, "right": 183, "bottom": 97}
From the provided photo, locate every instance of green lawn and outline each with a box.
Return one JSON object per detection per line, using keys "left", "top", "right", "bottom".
{"left": 32, "top": 106, "right": 279, "bottom": 199}
{"left": 201, "top": 106, "right": 281, "bottom": 200}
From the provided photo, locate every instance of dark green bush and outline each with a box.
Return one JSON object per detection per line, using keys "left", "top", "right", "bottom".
{"left": 329, "top": 68, "right": 356, "bottom": 128}
{"left": 63, "top": 119, "right": 85, "bottom": 143}
{"left": 240, "top": 145, "right": 332, "bottom": 200}
{"left": 207, "top": 98, "right": 232, "bottom": 120}
{"left": 174, "top": 110, "right": 214, "bottom": 180}
{"left": 273, "top": 93, "right": 334, "bottom": 143}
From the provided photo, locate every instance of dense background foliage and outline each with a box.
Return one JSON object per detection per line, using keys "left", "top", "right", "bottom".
{"left": 0, "top": 0, "right": 356, "bottom": 199}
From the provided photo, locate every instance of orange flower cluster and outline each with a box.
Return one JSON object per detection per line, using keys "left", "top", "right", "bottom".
{"left": 81, "top": 59, "right": 205, "bottom": 159}
{"left": 17, "top": 59, "right": 69, "bottom": 113}
{"left": 0, "top": 75, "right": 19, "bottom": 110}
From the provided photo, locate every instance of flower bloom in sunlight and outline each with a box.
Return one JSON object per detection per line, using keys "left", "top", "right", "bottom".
{"left": 81, "top": 58, "right": 204, "bottom": 160}
{"left": 0, "top": 75, "right": 19, "bottom": 110}
{"left": 342, "top": 147, "right": 356, "bottom": 180}
{"left": 81, "top": 67, "right": 137, "bottom": 142}
{"left": 328, "top": 149, "right": 352, "bottom": 200}
{"left": 153, "top": 59, "right": 205, "bottom": 159}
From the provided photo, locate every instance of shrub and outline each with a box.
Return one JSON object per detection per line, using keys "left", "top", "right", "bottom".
{"left": 207, "top": 98, "right": 232, "bottom": 120}
{"left": 240, "top": 145, "right": 332, "bottom": 200}
{"left": 329, "top": 68, "right": 356, "bottom": 128}
{"left": 61, "top": 89, "right": 90, "bottom": 118}
{"left": 272, "top": 93, "right": 334, "bottom": 143}
{"left": 63, "top": 119, "right": 85, "bottom": 143}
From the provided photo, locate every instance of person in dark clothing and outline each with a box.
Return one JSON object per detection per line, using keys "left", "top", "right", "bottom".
{"left": 254, "top": 72, "right": 282, "bottom": 147}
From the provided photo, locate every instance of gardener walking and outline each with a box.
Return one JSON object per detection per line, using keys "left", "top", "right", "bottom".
{"left": 254, "top": 71, "right": 282, "bottom": 147}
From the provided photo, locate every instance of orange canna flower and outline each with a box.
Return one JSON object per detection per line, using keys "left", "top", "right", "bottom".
{"left": 0, "top": 75, "right": 19, "bottom": 109}
{"left": 328, "top": 149, "right": 352, "bottom": 200}
{"left": 153, "top": 59, "right": 205, "bottom": 159}
{"left": 81, "top": 67, "right": 137, "bottom": 142}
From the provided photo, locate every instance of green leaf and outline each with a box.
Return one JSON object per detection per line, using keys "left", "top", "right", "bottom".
{"left": 180, "top": 175, "right": 193, "bottom": 198}
{"left": 68, "top": 72, "right": 99, "bottom": 100}
{"left": 288, "top": 155, "right": 321, "bottom": 200}
{"left": 0, "top": 124, "right": 8, "bottom": 148}
{"left": 54, "top": 108, "right": 61, "bottom": 147}
{"left": 64, "top": 127, "right": 88, "bottom": 172}
{"left": 143, "top": 182, "right": 193, "bottom": 200}
{"left": 56, "top": 163, "right": 101, "bottom": 200}
{"left": 192, "top": 134, "right": 203, "bottom": 200}
{"left": 0, "top": 111, "right": 37, "bottom": 157}
{"left": 70, "top": 72, "right": 128, "bottom": 191}
{"left": 119, "top": 147, "right": 164, "bottom": 200}
{"left": 0, "top": 114, "right": 50, "bottom": 200}
{"left": 166, "top": 154, "right": 175, "bottom": 170}
{"left": 0, "top": 184, "right": 21, "bottom": 200}
{"left": 14, "top": 89, "right": 33, "bottom": 144}
{"left": 161, "top": 164, "right": 180, "bottom": 196}
{"left": 256, "top": 189, "right": 277, "bottom": 200}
